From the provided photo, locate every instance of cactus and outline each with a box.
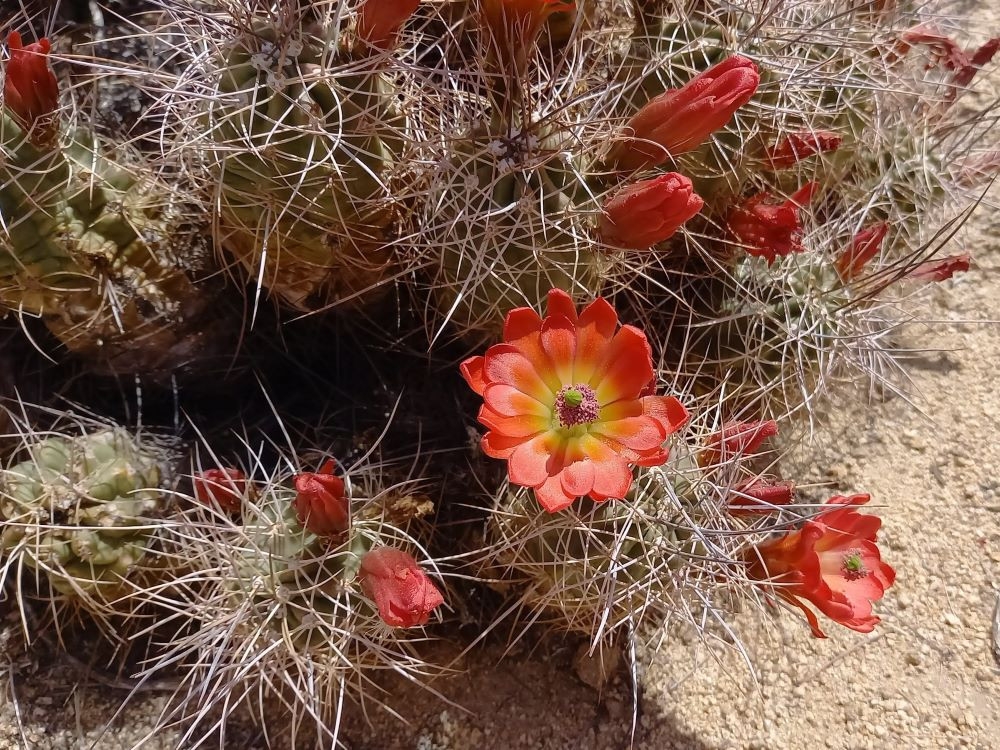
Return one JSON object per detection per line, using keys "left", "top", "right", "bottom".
{"left": 0, "top": 427, "right": 174, "bottom": 604}
{"left": 172, "top": 8, "right": 405, "bottom": 311}
{"left": 0, "top": 32, "right": 217, "bottom": 376}
{"left": 143, "top": 451, "right": 445, "bottom": 745}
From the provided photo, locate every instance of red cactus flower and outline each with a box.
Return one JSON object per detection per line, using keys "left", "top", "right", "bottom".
{"left": 193, "top": 468, "right": 248, "bottom": 512}
{"left": 765, "top": 130, "right": 843, "bottom": 169}
{"left": 728, "top": 183, "right": 819, "bottom": 263}
{"left": 3, "top": 32, "right": 59, "bottom": 146}
{"left": 836, "top": 223, "right": 889, "bottom": 280}
{"left": 701, "top": 419, "right": 778, "bottom": 467}
{"left": 599, "top": 173, "right": 704, "bottom": 249}
{"left": 610, "top": 55, "right": 760, "bottom": 172}
{"left": 293, "top": 459, "right": 349, "bottom": 537}
{"left": 357, "top": 0, "right": 420, "bottom": 50}
{"left": 461, "top": 289, "right": 689, "bottom": 513}
{"left": 728, "top": 477, "right": 795, "bottom": 515}
{"left": 745, "top": 494, "right": 896, "bottom": 637}
{"left": 907, "top": 253, "right": 970, "bottom": 282}
{"left": 480, "top": 0, "right": 574, "bottom": 71}
{"left": 899, "top": 27, "right": 1000, "bottom": 92}
{"left": 359, "top": 547, "right": 445, "bottom": 628}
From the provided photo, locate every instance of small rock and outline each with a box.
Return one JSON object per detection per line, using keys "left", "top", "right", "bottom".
{"left": 944, "top": 612, "right": 963, "bottom": 627}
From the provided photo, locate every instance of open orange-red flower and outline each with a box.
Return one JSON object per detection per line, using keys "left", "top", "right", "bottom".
{"left": 3, "top": 31, "right": 59, "bottom": 146}
{"left": 610, "top": 55, "right": 760, "bottom": 172}
{"left": 359, "top": 547, "right": 445, "bottom": 628}
{"left": 293, "top": 459, "right": 349, "bottom": 537}
{"left": 357, "top": 0, "right": 420, "bottom": 50}
{"left": 728, "top": 183, "right": 818, "bottom": 263}
{"left": 461, "top": 289, "right": 689, "bottom": 512}
{"left": 745, "top": 494, "right": 896, "bottom": 637}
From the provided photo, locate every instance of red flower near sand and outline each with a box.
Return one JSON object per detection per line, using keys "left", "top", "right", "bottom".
{"left": 836, "top": 223, "right": 889, "bottom": 280}
{"left": 900, "top": 26, "right": 1000, "bottom": 91}
{"left": 599, "top": 173, "right": 704, "bottom": 249}
{"left": 729, "top": 477, "right": 795, "bottom": 515}
{"left": 728, "top": 183, "right": 819, "bottom": 263}
{"left": 357, "top": 0, "right": 420, "bottom": 50}
{"left": 359, "top": 547, "right": 445, "bottom": 628}
{"left": 907, "top": 253, "right": 970, "bottom": 282}
{"left": 293, "top": 460, "right": 349, "bottom": 537}
{"left": 745, "top": 494, "right": 896, "bottom": 637}
{"left": 193, "top": 468, "right": 248, "bottom": 512}
{"left": 461, "top": 289, "right": 689, "bottom": 512}
{"left": 701, "top": 419, "right": 778, "bottom": 467}
{"left": 3, "top": 32, "right": 59, "bottom": 146}
{"left": 610, "top": 55, "right": 760, "bottom": 172}
{"left": 766, "top": 130, "right": 843, "bottom": 169}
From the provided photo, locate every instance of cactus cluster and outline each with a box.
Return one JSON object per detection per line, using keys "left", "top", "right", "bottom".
{"left": 0, "top": 0, "right": 996, "bottom": 746}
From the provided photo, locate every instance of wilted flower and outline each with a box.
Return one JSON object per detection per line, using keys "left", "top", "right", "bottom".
{"left": 357, "top": 0, "right": 420, "bottom": 50}
{"left": 836, "top": 223, "right": 889, "bottom": 280}
{"left": 359, "top": 547, "right": 445, "bottom": 628}
{"left": 293, "top": 459, "right": 349, "bottom": 537}
{"left": 461, "top": 289, "right": 688, "bottom": 512}
{"left": 193, "top": 468, "right": 248, "bottom": 512}
{"left": 728, "top": 183, "right": 819, "bottom": 263}
{"left": 599, "top": 173, "right": 704, "bottom": 249}
{"left": 907, "top": 253, "right": 970, "bottom": 282}
{"left": 900, "top": 26, "right": 1000, "bottom": 91}
{"left": 701, "top": 419, "right": 778, "bottom": 467}
{"left": 728, "top": 477, "right": 795, "bottom": 515}
{"left": 480, "top": 0, "right": 574, "bottom": 72}
{"left": 766, "top": 130, "right": 843, "bottom": 169}
{"left": 3, "top": 31, "right": 59, "bottom": 146}
{"left": 610, "top": 55, "right": 760, "bottom": 172}
{"left": 745, "top": 494, "right": 896, "bottom": 637}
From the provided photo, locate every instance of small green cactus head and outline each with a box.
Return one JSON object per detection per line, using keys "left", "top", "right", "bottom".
{"left": 0, "top": 427, "right": 173, "bottom": 604}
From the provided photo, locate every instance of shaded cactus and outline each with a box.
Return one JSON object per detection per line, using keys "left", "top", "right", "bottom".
{"left": 0, "top": 428, "right": 173, "bottom": 600}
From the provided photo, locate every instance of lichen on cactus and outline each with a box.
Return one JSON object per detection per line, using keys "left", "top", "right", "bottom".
{"left": 0, "top": 425, "right": 175, "bottom": 605}
{"left": 0, "top": 31, "right": 216, "bottom": 376}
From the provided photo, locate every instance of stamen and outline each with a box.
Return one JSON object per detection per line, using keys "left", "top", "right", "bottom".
{"left": 554, "top": 384, "right": 599, "bottom": 428}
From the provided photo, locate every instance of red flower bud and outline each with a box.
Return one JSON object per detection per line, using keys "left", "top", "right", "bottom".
{"left": 3, "top": 32, "right": 59, "bottom": 146}
{"left": 745, "top": 494, "right": 896, "bottom": 637}
{"left": 701, "top": 419, "right": 778, "bottom": 467}
{"left": 728, "top": 478, "right": 795, "bottom": 515}
{"left": 836, "top": 222, "right": 889, "bottom": 280}
{"left": 480, "top": 0, "right": 574, "bottom": 72}
{"left": 728, "top": 183, "right": 818, "bottom": 263}
{"left": 599, "top": 173, "right": 704, "bottom": 249}
{"left": 906, "top": 253, "right": 970, "bottom": 282}
{"left": 899, "top": 26, "right": 1000, "bottom": 93}
{"left": 293, "top": 459, "right": 349, "bottom": 537}
{"left": 357, "top": 0, "right": 420, "bottom": 50}
{"left": 611, "top": 55, "right": 760, "bottom": 172}
{"left": 765, "top": 130, "right": 843, "bottom": 169}
{"left": 359, "top": 547, "right": 445, "bottom": 628}
{"left": 193, "top": 468, "right": 247, "bottom": 512}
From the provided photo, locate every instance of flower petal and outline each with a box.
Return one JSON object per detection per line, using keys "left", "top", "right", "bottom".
{"left": 559, "top": 459, "right": 595, "bottom": 498}
{"left": 574, "top": 296, "right": 618, "bottom": 382}
{"left": 484, "top": 344, "right": 554, "bottom": 400}
{"left": 546, "top": 288, "right": 578, "bottom": 323}
{"left": 641, "top": 395, "right": 689, "bottom": 434}
{"left": 504, "top": 306, "right": 543, "bottom": 341}
{"left": 478, "top": 406, "right": 548, "bottom": 438}
{"left": 592, "top": 415, "right": 666, "bottom": 451}
{"left": 508, "top": 432, "right": 557, "bottom": 487}
{"left": 481, "top": 431, "right": 527, "bottom": 459}
{"left": 540, "top": 314, "right": 577, "bottom": 384}
{"left": 483, "top": 383, "right": 551, "bottom": 418}
{"left": 460, "top": 356, "right": 486, "bottom": 395}
{"left": 535, "top": 474, "right": 576, "bottom": 512}
{"left": 593, "top": 326, "right": 655, "bottom": 404}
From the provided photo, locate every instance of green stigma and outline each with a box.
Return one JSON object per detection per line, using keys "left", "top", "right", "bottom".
{"left": 563, "top": 388, "right": 584, "bottom": 408}
{"left": 842, "top": 550, "right": 867, "bottom": 578}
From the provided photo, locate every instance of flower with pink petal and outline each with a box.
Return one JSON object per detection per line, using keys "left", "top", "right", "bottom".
{"left": 907, "top": 253, "right": 970, "bottom": 282}
{"left": 461, "top": 289, "right": 689, "bottom": 512}
{"left": 359, "top": 547, "right": 445, "bottom": 628}
{"left": 728, "top": 183, "right": 819, "bottom": 263}
{"left": 599, "top": 173, "right": 704, "bottom": 249}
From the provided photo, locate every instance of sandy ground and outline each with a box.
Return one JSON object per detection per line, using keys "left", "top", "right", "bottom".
{"left": 2, "top": 8, "right": 1000, "bottom": 750}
